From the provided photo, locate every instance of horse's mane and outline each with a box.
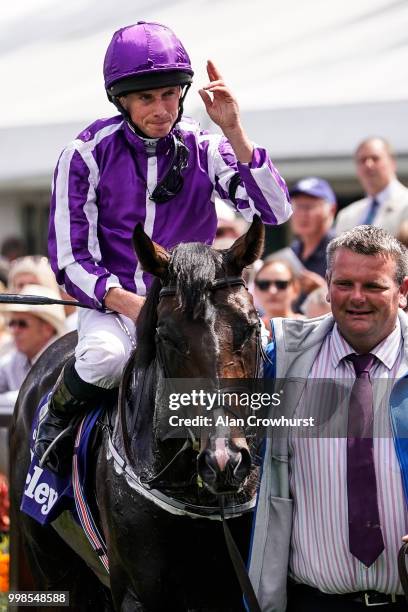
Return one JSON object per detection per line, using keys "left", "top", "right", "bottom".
{"left": 170, "top": 242, "right": 223, "bottom": 318}
{"left": 134, "top": 242, "right": 224, "bottom": 369}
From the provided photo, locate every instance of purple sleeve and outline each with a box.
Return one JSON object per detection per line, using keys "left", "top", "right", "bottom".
{"left": 48, "top": 145, "right": 121, "bottom": 310}
{"left": 208, "top": 134, "right": 292, "bottom": 226}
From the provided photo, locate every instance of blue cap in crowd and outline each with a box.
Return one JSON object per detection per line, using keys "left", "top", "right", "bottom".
{"left": 289, "top": 177, "right": 337, "bottom": 206}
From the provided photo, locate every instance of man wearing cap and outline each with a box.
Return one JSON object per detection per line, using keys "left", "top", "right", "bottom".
{"left": 335, "top": 137, "right": 408, "bottom": 236}
{"left": 289, "top": 176, "right": 336, "bottom": 307}
{"left": 39, "top": 21, "right": 292, "bottom": 474}
{"left": 0, "top": 285, "right": 66, "bottom": 411}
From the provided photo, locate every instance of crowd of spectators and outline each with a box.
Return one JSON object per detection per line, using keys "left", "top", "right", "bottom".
{"left": 0, "top": 255, "right": 76, "bottom": 477}
{"left": 248, "top": 135, "right": 408, "bottom": 343}
{"left": 0, "top": 133, "right": 407, "bottom": 597}
{"left": 1, "top": 135, "right": 407, "bottom": 400}
{"left": 0, "top": 134, "right": 405, "bottom": 452}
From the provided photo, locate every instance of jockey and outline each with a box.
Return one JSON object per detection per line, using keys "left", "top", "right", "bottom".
{"left": 36, "top": 21, "right": 292, "bottom": 474}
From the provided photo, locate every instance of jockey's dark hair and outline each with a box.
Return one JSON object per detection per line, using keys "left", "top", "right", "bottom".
{"left": 326, "top": 225, "right": 408, "bottom": 285}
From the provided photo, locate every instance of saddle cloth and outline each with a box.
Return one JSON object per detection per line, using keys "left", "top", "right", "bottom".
{"left": 21, "top": 396, "right": 110, "bottom": 572}
{"left": 21, "top": 394, "right": 103, "bottom": 523}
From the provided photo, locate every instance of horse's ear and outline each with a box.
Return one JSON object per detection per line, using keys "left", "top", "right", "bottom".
{"left": 133, "top": 224, "right": 170, "bottom": 279}
{"left": 226, "top": 215, "right": 265, "bottom": 271}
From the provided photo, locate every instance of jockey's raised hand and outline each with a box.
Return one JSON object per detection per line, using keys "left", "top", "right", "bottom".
{"left": 199, "top": 60, "right": 253, "bottom": 163}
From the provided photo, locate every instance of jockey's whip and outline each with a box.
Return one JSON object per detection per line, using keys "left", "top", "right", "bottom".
{"left": 0, "top": 294, "right": 92, "bottom": 309}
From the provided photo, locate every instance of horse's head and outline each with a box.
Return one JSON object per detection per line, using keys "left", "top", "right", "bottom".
{"left": 133, "top": 217, "right": 264, "bottom": 496}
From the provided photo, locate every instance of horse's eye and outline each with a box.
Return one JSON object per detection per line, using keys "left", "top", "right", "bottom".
{"left": 156, "top": 328, "right": 188, "bottom": 354}
{"left": 232, "top": 324, "right": 257, "bottom": 351}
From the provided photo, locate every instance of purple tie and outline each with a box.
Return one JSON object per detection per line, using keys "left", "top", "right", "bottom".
{"left": 347, "top": 353, "right": 385, "bottom": 567}
{"left": 362, "top": 197, "right": 380, "bottom": 225}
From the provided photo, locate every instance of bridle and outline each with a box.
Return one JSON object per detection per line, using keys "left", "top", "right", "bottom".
{"left": 158, "top": 275, "right": 246, "bottom": 298}
{"left": 157, "top": 275, "right": 264, "bottom": 381}
{"left": 150, "top": 274, "right": 263, "bottom": 482}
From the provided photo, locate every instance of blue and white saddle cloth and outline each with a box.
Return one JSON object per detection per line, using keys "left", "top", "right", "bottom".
{"left": 21, "top": 395, "right": 109, "bottom": 572}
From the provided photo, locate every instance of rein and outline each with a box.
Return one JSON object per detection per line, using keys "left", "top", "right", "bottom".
{"left": 219, "top": 496, "right": 262, "bottom": 612}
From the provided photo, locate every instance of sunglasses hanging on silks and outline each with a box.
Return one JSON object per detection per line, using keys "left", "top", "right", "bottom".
{"left": 149, "top": 133, "right": 189, "bottom": 204}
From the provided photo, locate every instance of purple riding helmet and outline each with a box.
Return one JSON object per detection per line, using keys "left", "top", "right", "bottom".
{"left": 104, "top": 21, "right": 194, "bottom": 125}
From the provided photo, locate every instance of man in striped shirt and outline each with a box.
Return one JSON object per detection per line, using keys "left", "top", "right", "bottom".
{"left": 35, "top": 22, "right": 291, "bottom": 474}
{"left": 249, "top": 225, "right": 408, "bottom": 610}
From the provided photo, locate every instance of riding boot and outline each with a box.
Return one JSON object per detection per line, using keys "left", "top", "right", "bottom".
{"left": 34, "top": 357, "right": 108, "bottom": 475}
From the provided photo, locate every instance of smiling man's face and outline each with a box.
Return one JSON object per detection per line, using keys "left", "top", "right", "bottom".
{"left": 327, "top": 248, "right": 407, "bottom": 353}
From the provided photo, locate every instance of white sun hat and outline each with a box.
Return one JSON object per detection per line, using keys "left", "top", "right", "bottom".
{"left": 1, "top": 284, "right": 66, "bottom": 336}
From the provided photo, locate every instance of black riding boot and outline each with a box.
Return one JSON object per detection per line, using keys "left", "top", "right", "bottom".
{"left": 34, "top": 357, "right": 107, "bottom": 475}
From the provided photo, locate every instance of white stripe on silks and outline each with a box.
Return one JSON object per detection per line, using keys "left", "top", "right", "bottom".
{"left": 288, "top": 322, "right": 408, "bottom": 594}
{"left": 83, "top": 182, "right": 101, "bottom": 263}
{"left": 55, "top": 122, "right": 123, "bottom": 303}
{"left": 73, "top": 121, "right": 124, "bottom": 186}
{"left": 77, "top": 121, "right": 123, "bottom": 170}
{"left": 79, "top": 147, "right": 102, "bottom": 262}
{"left": 210, "top": 137, "right": 238, "bottom": 196}
{"left": 237, "top": 202, "right": 256, "bottom": 222}
{"left": 134, "top": 155, "right": 157, "bottom": 296}
{"left": 65, "top": 263, "right": 99, "bottom": 304}
{"left": 177, "top": 117, "right": 200, "bottom": 133}
{"left": 79, "top": 142, "right": 100, "bottom": 187}
{"left": 204, "top": 133, "right": 254, "bottom": 213}
{"left": 201, "top": 133, "right": 219, "bottom": 186}
{"left": 249, "top": 164, "right": 291, "bottom": 223}
{"left": 229, "top": 182, "right": 256, "bottom": 221}
{"left": 55, "top": 147, "right": 99, "bottom": 302}
{"left": 55, "top": 146, "right": 76, "bottom": 271}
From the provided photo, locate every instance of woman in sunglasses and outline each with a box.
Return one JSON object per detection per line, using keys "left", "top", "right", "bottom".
{"left": 40, "top": 21, "right": 292, "bottom": 474}
{"left": 254, "top": 260, "right": 304, "bottom": 336}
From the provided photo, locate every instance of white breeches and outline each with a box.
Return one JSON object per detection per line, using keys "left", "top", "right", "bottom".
{"left": 74, "top": 309, "right": 136, "bottom": 389}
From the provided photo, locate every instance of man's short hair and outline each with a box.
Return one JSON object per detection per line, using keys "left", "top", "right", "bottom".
{"left": 327, "top": 225, "right": 408, "bottom": 285}
{"left": 354, "top": 136, "right": 396, "bottom": 160}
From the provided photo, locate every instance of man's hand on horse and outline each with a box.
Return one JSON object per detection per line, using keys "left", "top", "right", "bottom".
{"left": 104, "top": 287, "right": 145, "bottom": 321}
{"left": 199, "top": 60, "right": 253, "bottom": 163}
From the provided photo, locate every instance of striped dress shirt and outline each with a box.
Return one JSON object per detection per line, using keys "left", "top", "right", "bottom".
{"left": 289, "top": 319, "right": 408, "bottom": 594}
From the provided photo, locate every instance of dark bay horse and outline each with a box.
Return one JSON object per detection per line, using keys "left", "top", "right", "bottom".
{"left": 10, "top": 217, "right": 265, "bottom": 611}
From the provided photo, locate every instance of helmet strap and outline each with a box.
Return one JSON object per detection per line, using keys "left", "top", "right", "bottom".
{"left": 109, "top": 95, "right": 150, "bottom": 137}
{"left": 175, "top": 83, "right": 191, "bottom": 125}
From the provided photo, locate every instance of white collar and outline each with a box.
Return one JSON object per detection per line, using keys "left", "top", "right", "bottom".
{"left": 371, "top": 179, "right": 398, "bottom": 206}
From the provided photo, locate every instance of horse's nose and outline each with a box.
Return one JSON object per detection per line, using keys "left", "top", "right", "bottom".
{"left": 232, "top": 447, "right": 251, "bottom": 482}
{"left": 197, "top": 446, "right": 251, "bottom": 494}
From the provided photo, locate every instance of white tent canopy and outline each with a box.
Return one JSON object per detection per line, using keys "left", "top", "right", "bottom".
{"left": 1, "top": 0, "right": 408, "bottom": 186}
